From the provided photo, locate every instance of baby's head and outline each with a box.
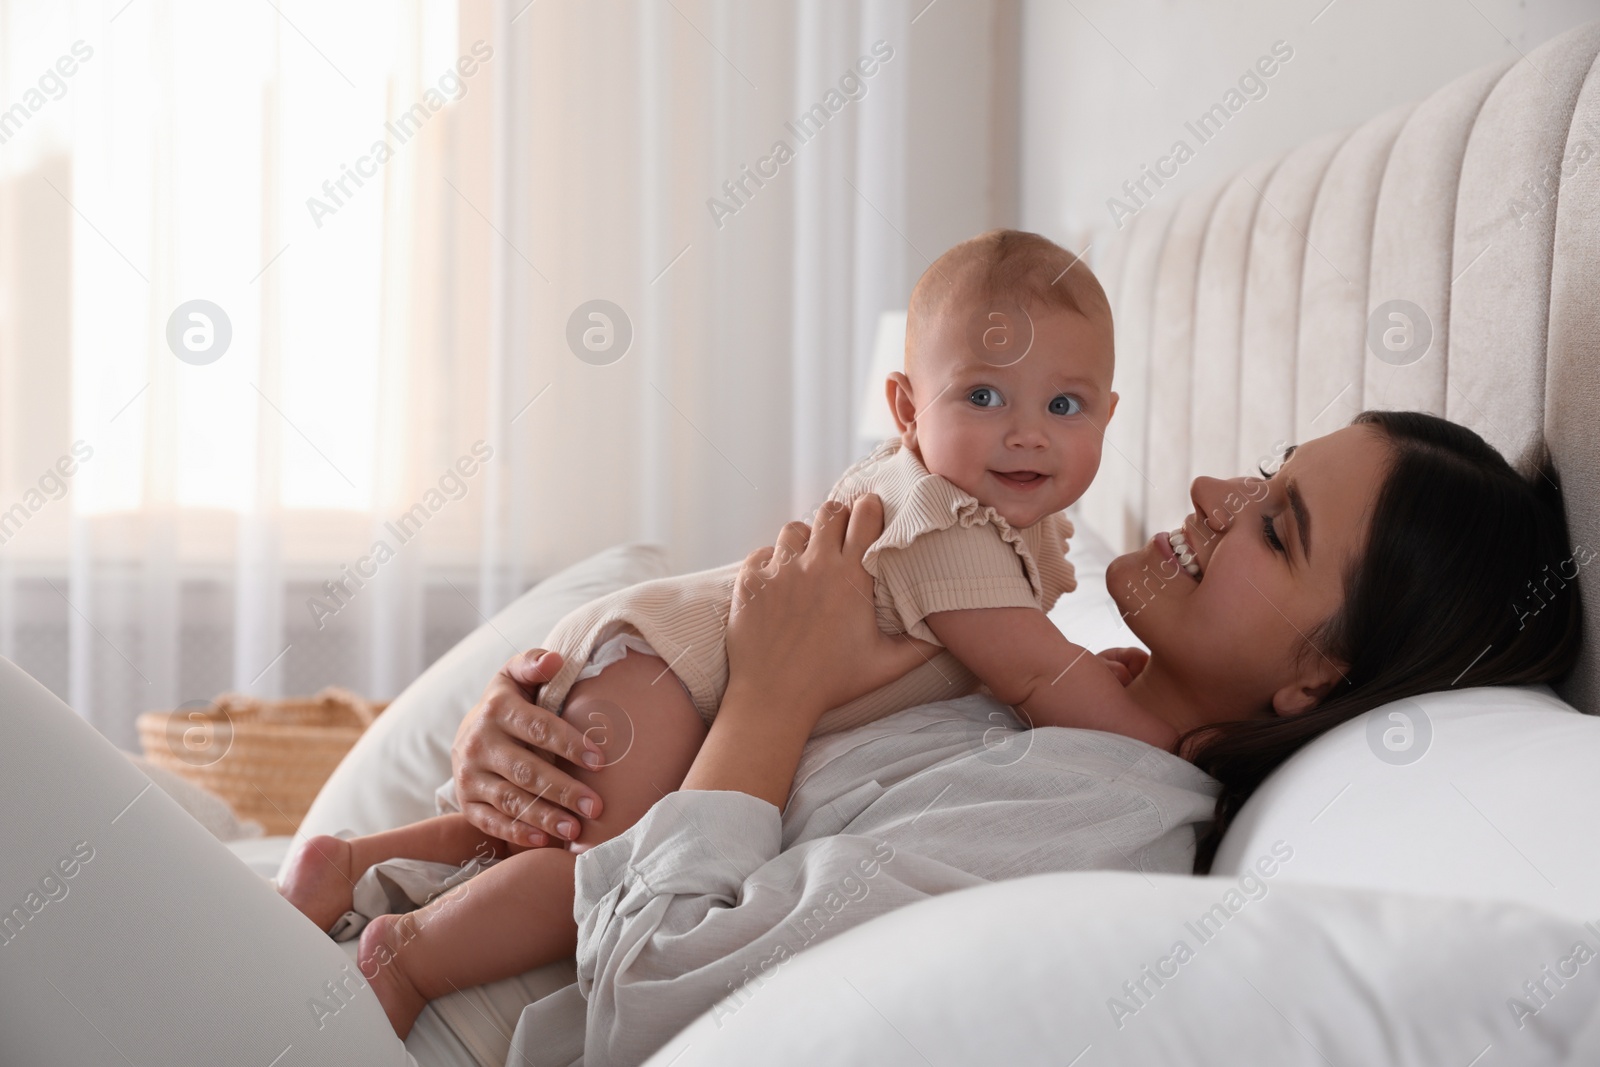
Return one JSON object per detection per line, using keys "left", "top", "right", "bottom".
{"left": 886, "top": 229, "right": 1116, "bottom": 528}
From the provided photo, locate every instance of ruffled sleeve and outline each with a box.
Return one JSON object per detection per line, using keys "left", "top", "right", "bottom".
{"left": 1028, "top": 510, "right": 1078, "bottom": 613}
{"left": 827, "top": 440, "right": 1074, "bottom": 642}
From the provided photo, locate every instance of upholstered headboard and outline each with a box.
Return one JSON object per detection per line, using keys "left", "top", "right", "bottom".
{"left": 1080, "top": 20, "right": 1600, "bottom": 714}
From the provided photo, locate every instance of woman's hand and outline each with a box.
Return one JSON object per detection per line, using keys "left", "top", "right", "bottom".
{"left": 725, "top": 494, "right": 936, "bottom": 722}
{"left": 684, "top": 495, "right": 935, "bottom": 808}
{"left": 1097, "top": 647, "right": 1149, "bottom": 687}
{"left": 451, "top": 649, "right": 608, "bottom": 847}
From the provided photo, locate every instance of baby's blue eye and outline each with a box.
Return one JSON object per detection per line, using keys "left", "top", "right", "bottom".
{"left": 1049, "top": 395, "right": 1082, "bottom": 416}
{"left": 968, "top": 387, "right": 1004, "bottom": 408}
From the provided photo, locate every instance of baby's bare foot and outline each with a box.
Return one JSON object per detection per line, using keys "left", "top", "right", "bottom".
{"left": 277, "top": 834, "right": 357, "bottom": 932}
{"left": 358, "top": 913, "right": 429, "bottom": 1039}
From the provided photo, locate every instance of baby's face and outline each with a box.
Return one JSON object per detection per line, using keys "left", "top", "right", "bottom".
{"left": 891, "top": 299, "right": 1116, "bottom": 528}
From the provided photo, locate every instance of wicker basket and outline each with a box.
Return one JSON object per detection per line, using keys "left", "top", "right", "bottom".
{"left": 137, "top": 687, "right": 386, "bottom": 836}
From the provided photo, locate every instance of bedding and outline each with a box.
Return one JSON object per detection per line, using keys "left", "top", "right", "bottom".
{"left": 1210, "top": 683, "right": 1600, "bottom": 919}
{"left": 643, "top": 868, "right": 1600, "bottom": 1066}
{"left": 119, "top": 751, "right": 265, "bottom": 842}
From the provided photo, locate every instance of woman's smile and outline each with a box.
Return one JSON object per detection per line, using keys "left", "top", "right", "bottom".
{"left": 1153, "top": 529, "right": 1201, "bottom": 583}
{"left": 1167, "top": 525, "right": 1205, "bottom": 579}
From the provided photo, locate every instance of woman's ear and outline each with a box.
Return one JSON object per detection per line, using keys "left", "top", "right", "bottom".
{"left": 885, "top": 372, "right": 918, "bottom": 448}
{"left": 1269, "top": 656, "right": 1347, "bottom": 717}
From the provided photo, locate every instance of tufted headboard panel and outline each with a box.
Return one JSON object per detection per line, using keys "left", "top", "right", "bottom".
{"left": 1081, "top": 21, "right": 1600, "bottom": 712}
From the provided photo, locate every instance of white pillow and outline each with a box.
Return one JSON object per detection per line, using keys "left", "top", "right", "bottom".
{"left": 227, "top": 834, "right": 296, "bottom": 879}
{"left": 121, "top": 750, "right": 265, "bottom": 841}
{"left": 646, "top": 869, "right": 1600, "bottom": 1066}
{"left": 295, "top": 543, "right": 669, "bottom": 846}
{"left": 1212, "top": 684, "right": 1600, "bottom": 920}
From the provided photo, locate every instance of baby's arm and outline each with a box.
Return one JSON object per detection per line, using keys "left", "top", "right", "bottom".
{"left": 925, "top": 607, "right": 1179, "bottom": 752}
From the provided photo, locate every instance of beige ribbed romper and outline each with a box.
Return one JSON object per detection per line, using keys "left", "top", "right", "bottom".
{"left": 536, "top": 439, "right": 1077, "bottom": 735}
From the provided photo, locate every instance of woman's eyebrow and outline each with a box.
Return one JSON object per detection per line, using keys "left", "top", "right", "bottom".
{"left": 1286, "top": 480, "right": 1311, "bottom": 561}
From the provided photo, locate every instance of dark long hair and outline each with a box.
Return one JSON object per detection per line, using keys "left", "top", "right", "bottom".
{"left": 1185, "top": 411, "right": 1584, "bottom": 874}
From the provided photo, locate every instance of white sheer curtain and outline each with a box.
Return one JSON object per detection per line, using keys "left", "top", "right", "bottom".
{"left": 0, "top": 0, "right": 1004, "bottom": 748}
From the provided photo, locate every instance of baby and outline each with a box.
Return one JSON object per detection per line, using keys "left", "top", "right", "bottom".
{"left": 281, "top": 229, "right": 1176, "bottom": 1036}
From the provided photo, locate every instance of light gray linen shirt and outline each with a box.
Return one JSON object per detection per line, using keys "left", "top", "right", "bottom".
{"left": 494, "top": 695, "right": 1221, "bottom": 1067}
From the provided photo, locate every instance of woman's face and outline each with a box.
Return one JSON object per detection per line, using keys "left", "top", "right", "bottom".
{"left": 1107, "top": 424, "right": 1392, "bottom": 731}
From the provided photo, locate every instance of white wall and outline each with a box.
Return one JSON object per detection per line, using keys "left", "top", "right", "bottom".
{"left": 905, "top": 0, "right": 1017, "bottom": 269}
{"left": 1017, "top": 0, "right": 1596, "bottom": 255}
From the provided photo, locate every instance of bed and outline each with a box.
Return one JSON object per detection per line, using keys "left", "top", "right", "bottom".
{"left": 6, "top": 17, "right": 1600, "bottom": 1067}
{"left": 674, "top": 17, "right": 1600, "bottom": 1065}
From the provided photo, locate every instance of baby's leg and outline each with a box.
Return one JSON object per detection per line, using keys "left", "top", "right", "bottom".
{"left": 280, "top": 812, "right": 520, "bottom": 932}
{"left": 556, "top": 647, "right": 710, "bottom": 851}
{"left": 358, "top": 649, "right": 707, "bottom": 1036}
{"left": 357, "top": 848, "right": 578, "bottom": 1038}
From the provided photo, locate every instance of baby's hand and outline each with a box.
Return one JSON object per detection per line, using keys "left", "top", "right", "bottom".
{"left": 1096, "top": 647, "right": 1148, "bottom": 687}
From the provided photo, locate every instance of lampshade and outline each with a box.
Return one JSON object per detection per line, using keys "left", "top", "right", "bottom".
{"left": 857, "top": 310, "right": 907, "bottom": 441}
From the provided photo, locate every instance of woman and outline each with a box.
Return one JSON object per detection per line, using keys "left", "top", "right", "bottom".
{"left": 445, "top": 411, "right": 1580, "bottom": 1064}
